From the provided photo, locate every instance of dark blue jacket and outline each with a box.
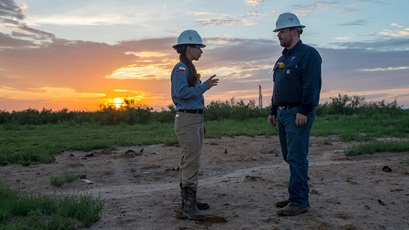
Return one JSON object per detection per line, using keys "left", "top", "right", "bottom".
{"left": 270, "top": 40, "right": 322, "bottom": 116}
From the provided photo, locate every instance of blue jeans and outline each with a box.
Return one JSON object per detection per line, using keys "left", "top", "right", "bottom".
{"left": 277, "top": 107, "right": 316, "bottom": 208}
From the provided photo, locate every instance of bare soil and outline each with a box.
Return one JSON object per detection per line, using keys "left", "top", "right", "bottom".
{"left": 1, "top": 136, "right": 408, "bottom": 230}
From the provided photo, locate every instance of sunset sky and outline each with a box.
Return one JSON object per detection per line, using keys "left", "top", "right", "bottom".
{"left": 1, "top": 0, "right": 408, "bottom": 112}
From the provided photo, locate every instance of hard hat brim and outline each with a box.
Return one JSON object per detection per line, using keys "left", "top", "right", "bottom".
{"left": 172, "top": 44, "right": 206, "bottom": 49}
{"left": 273, "top": 25, "right": 305, "bottom": 32}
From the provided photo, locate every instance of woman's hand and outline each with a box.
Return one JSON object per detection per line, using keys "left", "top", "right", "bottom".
{"left": 205, "top": 75, "right": 219, "bottom": 88}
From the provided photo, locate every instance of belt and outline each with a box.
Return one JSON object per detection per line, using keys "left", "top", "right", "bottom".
{"left": 178, "top": 109, "right": 204, "bottom": 114}
{"left": 278, "top": 105, "right": 298, "bottom": 110}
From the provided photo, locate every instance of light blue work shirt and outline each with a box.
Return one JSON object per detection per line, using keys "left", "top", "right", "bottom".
{"left": 171, "top": 62, "right": 209, "bottom": 111}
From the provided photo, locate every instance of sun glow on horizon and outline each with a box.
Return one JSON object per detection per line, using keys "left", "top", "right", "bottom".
{"left": 101, "top": 94, "right": 151, "bottom": 110}
{"left": 112, "top": 97, "right": 123, "bottom": 109}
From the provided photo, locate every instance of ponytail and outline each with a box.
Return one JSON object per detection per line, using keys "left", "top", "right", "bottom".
{"left": 177, "top": 46, "right": 198, "bottom": 87}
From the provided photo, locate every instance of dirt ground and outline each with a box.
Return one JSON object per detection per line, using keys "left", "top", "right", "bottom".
{"left": 1, "top": 135, "right": 408, "bottom": 230}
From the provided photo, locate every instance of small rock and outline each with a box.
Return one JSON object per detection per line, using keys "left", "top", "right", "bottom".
{"left": 245, "top": 175, "right": 261, "bottom": 181}
{"left": 382, "top": 166, "right": 392, "bottom": 172}
{"left": 81, "top": 179, "right": 93, "bottom": 184}
{"left": 378, "top": 199, "right": 386, "bottom": 206}
{"left": 311, "top": 189, "right": 321, "bottom": 195}
{"left": 165, "top": 166, "right": 180, "bottom": 171}
{"left": 124, "top": 149, "right": 136, "bottom": 157}
{"left": 85, "top": 153, "right": 95, "bottom": 158}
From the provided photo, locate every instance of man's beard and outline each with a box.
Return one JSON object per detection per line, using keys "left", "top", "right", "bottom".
{"left": 279, "top": 40, "right": 288, "bottom": 48}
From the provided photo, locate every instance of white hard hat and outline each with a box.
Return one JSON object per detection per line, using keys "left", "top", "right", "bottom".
{"left": 274, "top": 12, "right": 305, "bottom": 32}
{"left": 172, "top": 30, "right": 206, "bottom": 49}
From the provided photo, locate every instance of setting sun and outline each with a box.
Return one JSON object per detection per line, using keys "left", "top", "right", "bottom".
{"left": 112, "top": 98, "right": 123, "bottom": 109}
{"left": 101, "top": 95, "right": 152, "bottom": 110}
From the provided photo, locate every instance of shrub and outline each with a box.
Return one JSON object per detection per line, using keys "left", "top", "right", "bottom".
{"left": 205, "top": 98, "right": 268, "bottom": 121}
{"left": 316, "top": 94, "right": 404, "bottom": 116}
{"left": 0, "top": 94, "right": 406, "bottom": 125}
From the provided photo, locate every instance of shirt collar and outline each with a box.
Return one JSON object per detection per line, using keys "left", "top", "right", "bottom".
{"left": 282, "top": 40, "right": 303, "bottom": 56}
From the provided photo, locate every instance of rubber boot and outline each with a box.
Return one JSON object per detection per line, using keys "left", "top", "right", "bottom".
{"left": 182, "top": 187, "right": 206, "bottom": 221}
{"left": 180, "top": 184, "right": 209, "bottom": 210}
{"left": 194, "top": 190, "right": 210, "bottom": 210}
{"left": 180, "top": 186, "right": 186, "bottom": 211}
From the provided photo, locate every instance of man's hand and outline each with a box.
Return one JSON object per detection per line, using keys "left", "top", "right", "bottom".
{"left": 268, "top": 115, "right": 277, "bottom": 127}
{"left": 295, "top": 113, "right": 307, "bottom": 127}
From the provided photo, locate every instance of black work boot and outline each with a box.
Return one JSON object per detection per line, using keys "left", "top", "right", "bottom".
{"left": 194, "top": 190, "right": 210, "bottom": 210}
{"left": 195, "top": 201, "right": 210, "bottom": 210}
{"left": 180, "top": 186, "right": 186, "bottom": 210}
{"left": 275, "top": 200, "right": 290, "bottom": 208}
{"left": 277, "top": 204, "right": 308, "bottom": 216}
{"left": 180, "top": 184, "right": 209, "bottom": 210}
{"left": 182, "top": 187, "right": 206, "bottom": 221}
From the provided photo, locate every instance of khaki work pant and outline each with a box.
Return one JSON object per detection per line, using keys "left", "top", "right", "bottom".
{"left": 174, "top": 111, "right": 204, "bottom": 190}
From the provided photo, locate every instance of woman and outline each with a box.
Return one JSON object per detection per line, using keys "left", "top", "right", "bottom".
{"left": 171, "top": 30, "right": 219, "bottom": 221}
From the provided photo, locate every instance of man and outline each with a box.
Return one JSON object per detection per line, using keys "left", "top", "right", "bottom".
{"left": 268, "top": 12, "right": 322, "bottom": 216}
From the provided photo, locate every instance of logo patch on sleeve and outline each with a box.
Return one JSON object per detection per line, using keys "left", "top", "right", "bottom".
{"left": 176, "top": 67, "right": 186, "bottom": 73}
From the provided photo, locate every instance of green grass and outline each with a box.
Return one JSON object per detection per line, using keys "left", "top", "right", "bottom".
{"left": 0, "top": 183, "right": 103, "bottom": 229}
{"left": 312, "top": 114, "right": 409, "bottom": 141}
{"left": 1, "top": 114, "right": 409, "bottom": 166}
{"left": 0, "top": 122, "right": 176, "bottom": 166}
{"left": 205, "top": 117, "right": 276, "bottom": 137}
{"left": 345, "top": 141, "right": 409, "bottom": 156}
{"left": 50, "top": 172, "right": 79, "bottom": 187}
{"left": 0, "top": 119, "right": 275, "bottom": 166}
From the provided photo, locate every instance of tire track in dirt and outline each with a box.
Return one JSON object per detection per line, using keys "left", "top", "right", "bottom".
{"left": 57, "top": 158, "right": 356, "bottom": 199}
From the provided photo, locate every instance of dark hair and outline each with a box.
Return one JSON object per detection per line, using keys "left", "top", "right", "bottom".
{"left": 177, "top": 45, "right": 198, "bottom": 87}
{"left": 290, "top": 27, "right": 303, "bottom": 35}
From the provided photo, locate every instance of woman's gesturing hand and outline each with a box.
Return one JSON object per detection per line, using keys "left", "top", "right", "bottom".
{"left": 205, "top": 75, "right": 219, "bottom": 88}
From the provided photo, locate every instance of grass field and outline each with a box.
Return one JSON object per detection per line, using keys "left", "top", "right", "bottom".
{"left": 1, "top": 113, "right": 408, "bottom": 166}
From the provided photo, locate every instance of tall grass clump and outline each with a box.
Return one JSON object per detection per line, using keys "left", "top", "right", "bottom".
{"left": 50, "top": 172, "right": 79, "bottom": 187}
{"left": 0, "top": 183, "right": 103, "bottom": 229}
{"left": 345, "top": 141, "right": 409, "bottom": 156}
